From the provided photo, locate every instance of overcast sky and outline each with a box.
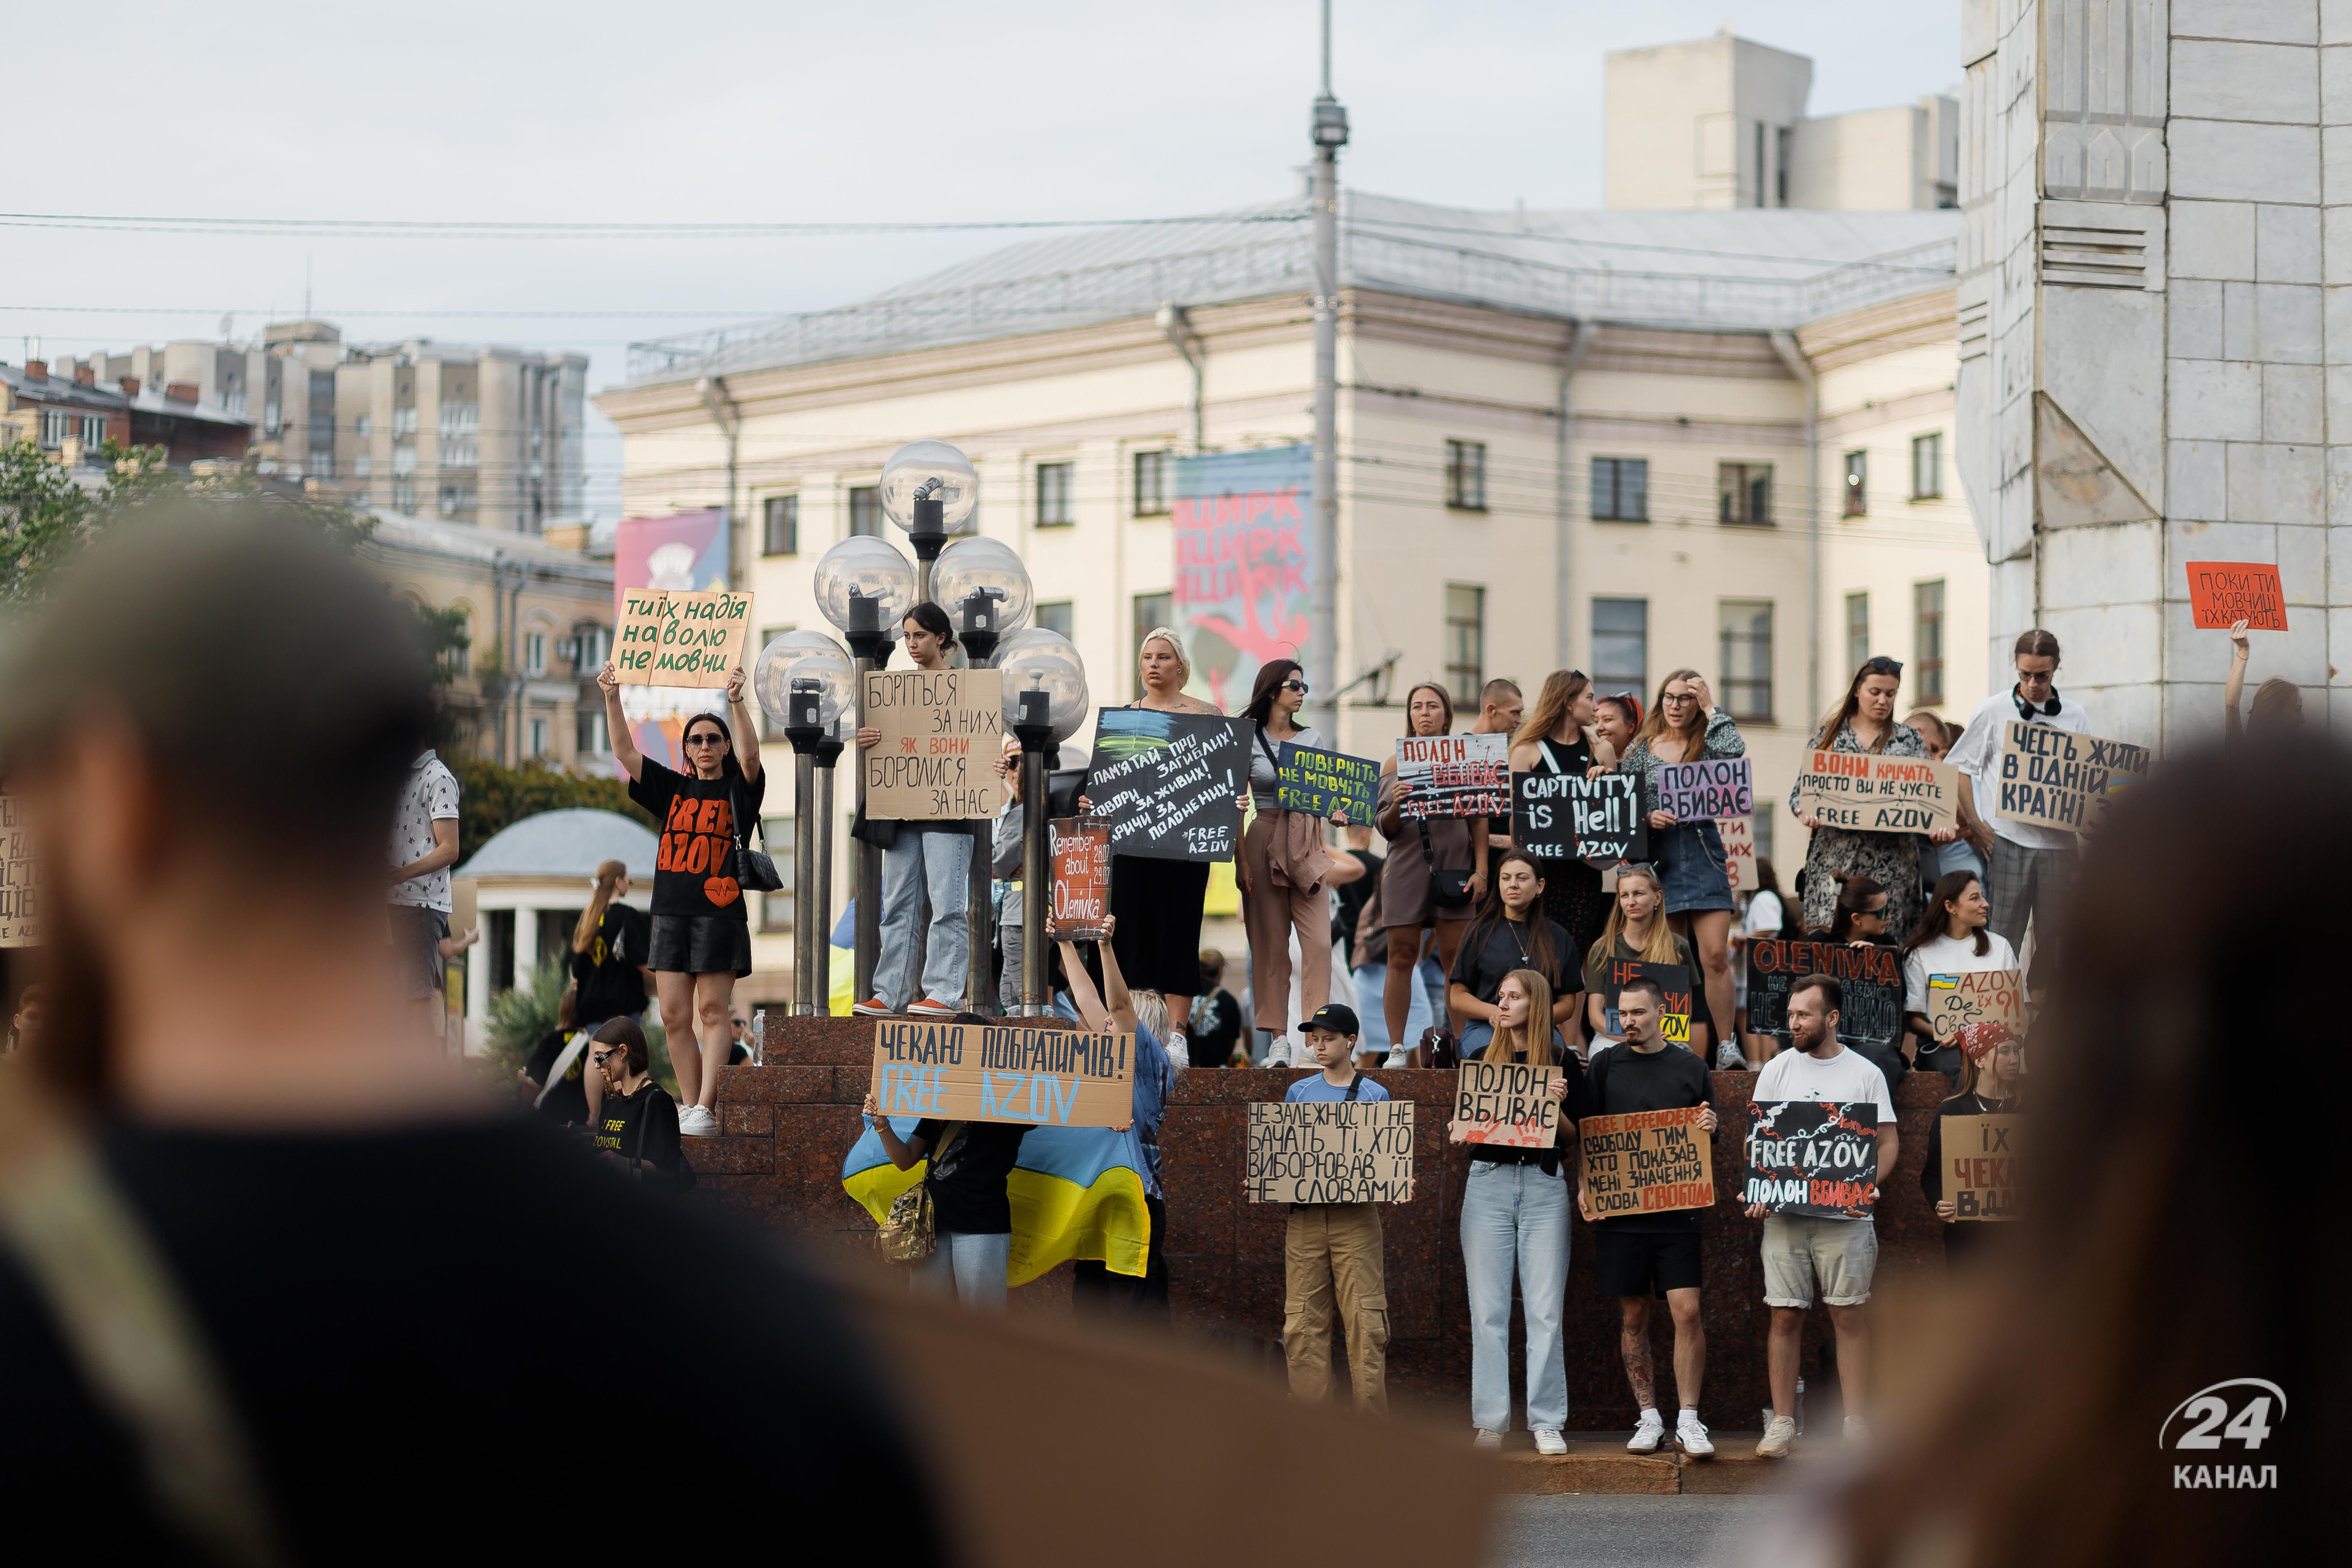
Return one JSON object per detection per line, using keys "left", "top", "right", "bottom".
{"left": 2, "top": 0, "right": 1960, "bottom": 515}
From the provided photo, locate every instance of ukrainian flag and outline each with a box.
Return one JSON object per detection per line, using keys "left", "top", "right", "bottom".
{"left": 842, "top": 1118, "right": 1152, "bottom": 1283}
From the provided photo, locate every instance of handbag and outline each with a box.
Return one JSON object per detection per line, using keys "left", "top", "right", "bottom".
{"left": 1419, "top": 820, "right": 1474, "bottom": 910}
{"left": 876, "top": 1122, "right": 962, "bottom": 1264}
{"left": 730, "top": 779, "right": 784, "bottom": 893}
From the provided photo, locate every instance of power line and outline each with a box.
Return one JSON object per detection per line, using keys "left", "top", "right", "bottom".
{"left": 0, "top": 210, "right": 1307, "bottom": 239}
{"left": 0, "top": 304, "right": 774, "bottom": 319}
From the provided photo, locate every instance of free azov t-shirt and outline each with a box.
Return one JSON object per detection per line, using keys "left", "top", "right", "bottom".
{"left": 628, "top": 758, "right": 766, "bottom": 921}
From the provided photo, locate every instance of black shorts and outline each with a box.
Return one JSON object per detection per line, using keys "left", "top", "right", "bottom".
{"left": 648, "top": 914, "right": 753, "bottom": 978}
{"left": 1593, "top": 1226, "right": 1704, "bottom": 1298}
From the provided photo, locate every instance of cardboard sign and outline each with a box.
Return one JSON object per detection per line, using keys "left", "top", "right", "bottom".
{"left": 0, "top": 795, "right": 37, "bottom": 948}
{"left": 1393, "top": 733, "right": 1509, "bottom": 822}
{"left": 1580, "top": 1107, "right": 1715, "bottom": 1218}
{"left": 1601, "top": 958, "right": 1691, "bottom": 1045}
{"left": 1656, "top": 757, "right": 1752, "bottom": 821}
{"left": 1515, "top": 771, "right": 1644, "bottom": 862}
{"left": 862, "top": 669, "right": 1005, "bottom": 820}
{"left": 1743, "top": 1100, "right": 1881, "bottom": 1218}
{"left": 1275, "top": 742, "right": 1378, "bottom": 825}
{"left": 2186, "top": 560, "right": 2288, "bottom": 631}
{"left": 1743, "top": 939, "right": 1904, "bottom": 1050}
{"left": 1997, "top": 722, "right": 2151, "bottom": 834}
{"left": 870, "top": 1021, "right": 1134, "bottom": 1128}
{"left": 1085, "top": 708, "right": 1249, "bottom": 862}
{"left": 1792, "top": 750, "right": 1958, "bottom": 834}
{"left": 614, "top": 586, "right": 753, "bottom": 688}
{"left": 1944, "top": 1113, "right": 2021, "bottom": 1222}
{"left": 1452, "top": 1059, "right": 1561, "bottom": 1148}
{"left": 1926, "top": 969, "right": 2025, "bottom": 1045}
{"left": 1245, "top": 1100, "right": 1416, "bottom": 1203}
{"left": 1720, "top": 815, "right": 1758, "bottom": 893}
{"left": 1047, "top": 816, "right": 1112, "bottom": 941}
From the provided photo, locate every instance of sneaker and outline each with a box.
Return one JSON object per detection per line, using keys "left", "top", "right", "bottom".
{"left": 905, "top": 998, "right": 958, "bottom": 1018}
{"left": 678, "top": 1104, "right": 720, "bottom": 1138}
{"left": 1843, "top": 1414, "right": 1871, "bottom": 1445}
{"left": 1626, "top": 1413, "right": 1664, "bottom": 1453}
{"left": 1675, "top": 1414, "right": 1715, "bottom": 1457}
{"left": 1757, "top": 1415, "right": 1797, "bottom": 1458}
{"left": 1533, "top": 1428, "right": 1567, "bottom": 1457}
{"left": 1261, "top": 1035, "right": 1291, "bottom": 1068}
{"left": 1715, "top": 1039, "right": 1746, "bottom": 1069}
{"left": 1382, "top": 1047, "right": 1408, "bottom": 1069}
{"left": 851, "top": 996, "right": 894, "bottom": 1017}
{"left": 1471, "top": 1428, "right": 1502, "bottom": 1450}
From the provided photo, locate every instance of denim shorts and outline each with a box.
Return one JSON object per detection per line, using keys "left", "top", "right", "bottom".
{"left": 1655, "top": 819, "right": 1734, "bottom": 915}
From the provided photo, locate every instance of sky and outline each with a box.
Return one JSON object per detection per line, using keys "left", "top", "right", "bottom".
{"left": 0, "top": 0, "right": 1961, "bottom": 517}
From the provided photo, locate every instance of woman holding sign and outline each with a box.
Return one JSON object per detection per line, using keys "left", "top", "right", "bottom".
{"left": 597, "top": 659, "right": 764, "bottom": 1140}
{"left": 854, "top": 603, "right": 975, "bottom": 1020}
{"left": 1582, "top": 864, "right": 1715, "bottom": 1052}
{"left": 1510, "top": 669, "right": 1618, "bottom": 963}
{"left": 1791, "top": 656, "right": 1955, "bottom": 939}
{"left": 1921, "top": 1023, "right": 2022, "bottom": 1260}
{"left": 1237, "top": 658, "right": 1338, "bottom": 1052}
{"left": 1450, "top": 850, "right": 1580, "bottom": 1057}
{"left": 1376, "top": 682, "right": 1488, "bottom": 1049}
{"left": 1899, "top": 871, "right": 2018, "bottom": 1079}
{"left": 1616, "top": 670, "right": 1742, "bottom": 1048}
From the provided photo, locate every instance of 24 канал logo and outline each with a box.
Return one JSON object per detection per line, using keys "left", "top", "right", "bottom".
{"left": 2160, "top": 1379, "right": 2285, "bottom": 1490}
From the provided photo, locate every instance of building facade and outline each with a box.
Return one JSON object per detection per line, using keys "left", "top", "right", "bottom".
{"left": 1, "top": 357, "right": 253, "bottom": 467}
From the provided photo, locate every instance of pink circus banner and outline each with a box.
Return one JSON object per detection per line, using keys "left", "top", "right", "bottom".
{"left": 612, "top": 507, "right": 730, "bottom": 774}
{"left": 1170, "top": 443, "right": 1312, "bottom": 713}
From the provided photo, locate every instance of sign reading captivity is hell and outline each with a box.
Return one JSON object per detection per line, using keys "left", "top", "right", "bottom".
{"left": 1245, "top": 1100, "right": 1416, "bottom": 1203}
{"left": 1743, "top": 939, "right": 1904, "bottom": 1050}
{"left": 1515, "top": 771, "right": 1644, "bottom": 862}
{"left": 1926, "top": 969, "right": 2025, "bottom": 1045}
{"left": 2186, "top": 560, "right": 2288, "bottom": 631}
{"left": 1998, "top": 721, "right": 2151, "bottom": 833}
{"left": 1743, "top": 1100, "right": 1881, "bottom": 1219}
{"left": 1580, "top": 1108, "right": 1715, "bottom": 1218}
{"left": 1945, "top": 1114, "right": 2022, "bottom": 1222}
{"left": 0, "top": 795, "right": 38, "bottom": 948}
{"left": 870, "top": 1021, "right": 1134, "bottom": 1128}
{"left": 1393, "top": 732, "right": 1509, "bottom": 822}
{"left": 614, "top": 586, "right": 753, "bottom": 689}
{"left": 1047, "top": 816, "right": 1112, "bottom": 941}
{"left": 1791, "top": 750, "right": 1959, "bottom": 834}
{"left": 1656, "top": 757, "right": 1753, "bottom": 821}
{"left": 1275, "top": 742, "right": 1379, "bottom": 824}
{"left": 862, "top": 669, "right": 1005, "bottom": 821}
{"left": 1452, "top": 1059, "right": 1561, "bottom": 1148}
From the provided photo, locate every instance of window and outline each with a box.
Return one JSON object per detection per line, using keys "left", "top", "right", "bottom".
{"left": 1843, "top": 450, "right": 1868, "bottom": 517}
{"left": 1914, "top": 580, "right": 1946, "bottom": 705}
{"left": 1845, "top": 593, "right": 1869, "bottom": 675}
{"left": 1750, "top": 807, "right": 1775, "bottom": 862}
{"left": 1912, "top": 432, "right": 1944, "bottom": 499}
{"left": 264, "top": 399, "right": 283, "bottom": 436}
{"left": 1133, "top": 450, "right": 1170, "bottom": 516}
{"left": 438, "top": 400, "right": 480, "bottom": 440}
{"left": 848, "top": 485, "right": 882, "bottom": 537}
{"left": 354, "top": 413, "right": 371, "bottom": 438}
{"left": 1718, "top": 463, "right": 1773, "bottom": 526}
{"left": 575, "top": 625, "right": 610, "bottom": 669}
{"left": 576, "top": 708, "right": 609, "bottom": 756}
{"left": 1445, "top": 440, "right": 1487, "bottom": 510}
{"left": 392, "top": 406, "right": 418, "bottom": 437}
{"left": 1591, "top": 457, "right": 1648, "bottom": 521}
{"left": 392, "top": 446, "right": 418, "bottom": 477}
{"left": 525, "top": 632, "right": 546, "bottom": 675}
{"left": 1035, "top": 600, "right": 1074, "bottom": 637}
{"left": 438, "top": 483, "right": 476, "bottom": 516}
{"left": 762, "top": 494, "right": 798, "bottom": 556}
{"left": 354, "top": 454, "right": 372, "bottom": 477}
{"left": 528, "top": 718, "right": 548, "bottom": 758}
{"left": 758, "top": 819, "right": 798, "bottom": 932}
{"left": 1131, "top": 593, "right": 1172, "bottom": 697}
{"left": 1445, "top": 583, "right": 1485, "bottom": 706}
{"left": 38, "top": 409, "right": 67, "bottom": 447}
{"left": 1591, "top": 597, "right": 1648, "bottom": 695}
{"left": 1717, "top": 599, "right": 1775, "bottom": 722}
{"left": 1035, "top": 461, "right": 1074, "bottom": 526}
{"left": 486, "top": 909, "right": 515, "bottom": 997}
{"left": 79, "top": 414, "right": 104, "bottom": 450}
{"left": 391, "top": 480, "right": 418, "bottom": 514}
{"left": 312, "top": 451, "right": 335, "bottom": 479}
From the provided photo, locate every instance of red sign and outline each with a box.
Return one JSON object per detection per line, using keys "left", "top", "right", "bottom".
{"left": 2186, "top": 560, "right": 2287, "bottom": 630}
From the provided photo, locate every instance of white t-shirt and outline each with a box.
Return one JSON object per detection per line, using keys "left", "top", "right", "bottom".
{"left": 1740, "top": 891, "right": 1784, "bottom": 937}
{"left": 1944, "top": 690, "right": 2091, "bottom": 852}
{"left": 1752, "top": 1044, "right": 1895, "bottom": 1126}
{"left": 1901, "top": 929, "right": 2020, "bottom": 1014}
{"left": 389, "top": 751, "right": 462, "bottom": 913}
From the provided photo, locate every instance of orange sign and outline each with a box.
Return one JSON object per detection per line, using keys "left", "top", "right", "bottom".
{"left": 2186, "top": 561, "right": 2287, "bottom": 631}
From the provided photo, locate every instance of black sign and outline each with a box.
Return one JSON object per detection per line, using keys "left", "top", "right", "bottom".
{"left": 1083, "top": 708, "right": 1249, "bottom": 862}
{"left": 1515, "top": 770, "right": 1644, "bottom": 862}
{"left": 1743, "top": 1100, "right": 1881, "bottom": 1218}
{"left": 1742, "top": 939, "right": 1904, "bottom": 1050}
{"left": 1600, "top": 958, "right": 1691, "bottom": 1046}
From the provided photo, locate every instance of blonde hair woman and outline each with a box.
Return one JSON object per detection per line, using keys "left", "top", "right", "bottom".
{"left": 1581, "top": 863, "right": 1714, "bottom": 1049}
{"left": 1510, "top": 669, "right": 1619, "bottom": 965}
{"left": 1614, "top": 669, "right": 1742, "bottom": 1061}
{"left": 569, "top": 856, "right": 654, "bottom": 1129}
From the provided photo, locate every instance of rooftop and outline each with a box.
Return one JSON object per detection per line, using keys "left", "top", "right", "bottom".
{"left": 626, "top": 193, "right": 1958, "bottom": 385}
{"left": 456, "top": 807, "right": 654, "bottom": 883}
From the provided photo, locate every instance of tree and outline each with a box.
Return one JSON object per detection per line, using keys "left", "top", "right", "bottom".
{"left": 446, "top": 753, "right": 653, "bottom": 854}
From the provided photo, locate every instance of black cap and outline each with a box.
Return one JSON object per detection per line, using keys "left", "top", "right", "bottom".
{"left": 1299, "top": 1003, "right": 1359, "bottom": 1038}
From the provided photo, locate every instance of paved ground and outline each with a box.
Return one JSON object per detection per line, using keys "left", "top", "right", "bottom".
{"left": 1486, "top": 1494, "right": 1781, "bottom": 1567}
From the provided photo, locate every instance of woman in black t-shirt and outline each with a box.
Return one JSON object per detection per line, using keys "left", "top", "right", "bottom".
{"left": 570, "top": 857, "right": 654, "bottom": 1131}
{"left": 861, "top": 1011, "right": 1028, "bottom": 1312}
{"left": 1508, "top": 669, "right": 1619, "bottom": 962}
{"left": 1448, "top": 850, "right": 1580, "bottom": 1058}
{"left": 1922, "top": 1024, "right": 2022, "bottom": 1261}
{"left": 588, "top": 1017, "right": 684, "bottom": 1184}
{"left": 596, "top": 660, "right": 765, "bottom": 1144}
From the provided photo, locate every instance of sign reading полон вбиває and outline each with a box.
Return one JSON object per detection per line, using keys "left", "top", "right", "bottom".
{"left": 869, "top": 1021, "right": 1134, "bottom": 1128}
{"left": 1743, "top": 1100, "right": 1880, "bottom": 1219}
{"left": 1998, "top": 722, "right": 2151, "bottom": 833}
{"left": 1393, "top": 733, "right": 1508, "bottom": 821}
{"left": 1656, "top": 757, "right": 1752, "bottom": 821}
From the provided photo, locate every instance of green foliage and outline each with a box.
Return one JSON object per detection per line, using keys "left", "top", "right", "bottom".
{"left": 482, "top": 958, "right": 675, "bottom": 1099}
{"left": 447, "top": 753, "right": 654, "bottom": 857}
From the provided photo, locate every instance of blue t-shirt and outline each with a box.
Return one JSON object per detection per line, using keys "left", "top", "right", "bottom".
{"left": 1130, "top": 1024, "right": 1171, "bottom": 1199}
{"left": 1284, "top": 1072, "right": 1391, "bottom": 1103}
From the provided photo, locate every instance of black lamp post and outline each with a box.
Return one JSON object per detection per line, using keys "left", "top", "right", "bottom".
{"left": 783, "top": 677, "right": 826, "bottom": 1016}
{"left": 1013, "top": 685, "right": 1057, "bottom": 1016}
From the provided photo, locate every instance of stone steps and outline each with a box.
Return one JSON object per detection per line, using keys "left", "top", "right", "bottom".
{"left": 1492, "top": 1431, "right": 1811, "bottom": 1495}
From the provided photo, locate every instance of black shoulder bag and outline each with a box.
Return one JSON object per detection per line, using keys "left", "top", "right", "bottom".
{"left": 1420, "top": 820, "right": 1474, "bottom": 911}
{"left": 729, "top": 776, "right": 783, "bottom": 893}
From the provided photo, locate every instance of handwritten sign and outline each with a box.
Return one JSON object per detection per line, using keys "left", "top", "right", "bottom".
{"left": 1743, "top": 939, "right": 1904, "bottom": 1050}
{"left": 1657, "top": 757, "right": 1752, "bottom": 821}
{"left": 1791, "top": 750, "right": 1958, "bottom": 834}
{"left": 1516, "top": 771, "right": 1644, "bottom": 862}
{"left": 614, "top": 587, "right": 753, "bottom": 688}
{"left": 1743, "top": 1100, "right": 1880, "bottom": 1219}
{"left": 1720, "top": 815, "right": 1757, "bottom": 893}
{"left": 1047, "top": 816, "right": 1112, "bottom": 940}
{"left": 2186, "top": 560, "right": 2287, "bottom": 631}
{"left": 869, "top": 1021, "right": 1133, "bottom": 1128}
{"left": 1601, "top": 958, "right": 1691, "bottom": 1045}
{"left": 862, "top": 669, "right": 1005, "bottom": 820}
{"left": 1394, "top": 733, "right": 1508, "bottom": 821}
{"left": 1275, "top": 742, "right": 1378, "bottom": 824}
{"left": 0, "top": 795, "right": 37, "bottom": 948}
{"left": 1085, "top": 708, "right": 1249, "bottom": 861}
{"left": 1998, "top": 722, "right": 2150, "bottom": 833}
{"left": 1944, "top": 1114, "right": 2021, "bottom": 1221}
{"left": 1580, "top": 1108, "right": 1715, "bottom": 1218}
{"left": 1452, "top": 1059, "right": 1561, "bottom": 1147}
{"left": 1926, "top": 969, "right": 2024, "bottom": 1044}
{"left": 1245, "top": 1100, "right": 1415, "bottom": 1203}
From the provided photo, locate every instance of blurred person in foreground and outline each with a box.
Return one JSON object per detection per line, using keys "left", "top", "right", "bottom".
{"left": 0, "top": 510, "right": 935, "bottom": 1563}
{"left": 1789, "top": 736, "right": 2340, "bottom": 1566}
{"left": 5, "top": 982, "right": 42, "bottom": 1058}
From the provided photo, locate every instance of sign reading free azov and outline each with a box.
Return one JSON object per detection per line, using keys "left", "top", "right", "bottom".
{"left": 869, "top": 1021, "right": 1134, "bottom": 1127}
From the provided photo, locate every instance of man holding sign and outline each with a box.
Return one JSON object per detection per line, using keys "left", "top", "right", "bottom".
{"left": 1942, "top": 630, "right": 2090, "bottom": 956}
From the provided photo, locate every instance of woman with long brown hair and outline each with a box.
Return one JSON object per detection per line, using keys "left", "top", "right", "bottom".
{"left": 1448, "top": 849, "right": 1580, "bottom": 1059}
{"left": 569, "top": 856, "right": 652, "bottom": 1130}
{"left": 1791, "top": 656, "right": 1956, "bottom": 938}
{"left": 1236, "top": 657, "right": 1341, "bottom": 1049}
{"left": 1593, "top": 691, "right": 1642, "bottom": 759}
{"left": 1375, "top": 681, "right": 1489, "bottom": 1048}
{"left": 1615, "top": 668, "right": 1742, "bottom": 1052}
{"left": 1581, "top": 862, "right": 1714, "bottom": 1052}
{"left": 1511, "top": 669, "right": 1619, "bottom": 963}
{"left": 2225, "top": 618, "right": 2306, "bottom": 740}
{"left": 1919, "top": 1022, "right": 2022, "bottom": 1262}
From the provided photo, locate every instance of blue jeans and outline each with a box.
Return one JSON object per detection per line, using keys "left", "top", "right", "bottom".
{"left": 1460, "top": 1159, "right": 1571, "bottom": 1432}
{"left": 914, "top": 1230, "right": 1009, "bottom": 1311}
{"left": 877, "top": 829, "right": 971, "bottom": 1010}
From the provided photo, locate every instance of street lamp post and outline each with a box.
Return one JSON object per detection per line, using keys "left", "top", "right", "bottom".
{"left": 881, "top": 440, "right": 979, "bottom": 607}
{"left": 813, "top": 537, "right": 915, "bottom": 1006}
{"left": 935, "top": 534, "right": 1035, "bottom": 1015}
{"left": 753, "top": 629, "right": 852, "bottom": 1017}
{"left": 1306, "top": 0, "right": 1348, "bottom": 743}
{"left": 992, "top": 628, "right": 1089, "bottom": 1015}
{"left": 812, "top": 718, "right": 843, "bottom": 1012}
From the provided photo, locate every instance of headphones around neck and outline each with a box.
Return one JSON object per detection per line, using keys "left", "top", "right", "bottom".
{"left": 2012, "top": 685, "right": 2061, "bottom": 721}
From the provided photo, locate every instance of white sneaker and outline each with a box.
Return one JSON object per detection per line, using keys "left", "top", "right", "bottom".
{"left": 1715, "top": 1040, "right": 1746, "bottom": 1069}
{"left": 1472, "top": 1428, "right": 1503, "bottom": 1450}
{"left": 1166, "top": 1031, "right": 1190, "bottom": 1069}
{"left": 1676, "top": 1414, "right": 1715, "bottom": 1457}
{"left": 1843, "top": 1414, "right": 1871, "bottom": 1445}
{"left": 1626, "top": 1413, "right": 1664, "bottom": 1453}
{"left": 1533, "top": 1428, "right": 1567, "bottom": 1456}
{"left": 1382, "top": 1047, "right": 1408, "bottom": 1068}
{"left": 678, "top": 1104, "right": 720, "bottom": 1138}
{"left": 1261, "top": 1035, "right": 1291, "bottom": 1067}
{"left": 1757, "top": 1415, "right": 1797, "bottom": 1458}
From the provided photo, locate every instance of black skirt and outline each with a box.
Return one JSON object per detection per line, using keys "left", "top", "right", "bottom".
{"left": 1109, "top": 855, "right": 1213, "bottom": 996}
{"left": 648, "top": 914, "right": 753, "bottom": 979}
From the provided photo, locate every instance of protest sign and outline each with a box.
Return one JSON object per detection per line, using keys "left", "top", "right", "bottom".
{"left": 870, "top": 1021, "right": 1134, "bottom": 1128}
{"left": 1601, "top": 958, "right": 1691, "bottom": 1045}
{"left": 861, "top": 669, "right": 1005, "bottom": 820}
{"left": 1998, "top": 721, "right": 2151, "bottom": 833}
{"left": 1084, "top": 708, "right": 1249, "bottom": 861}
{"left": 1720, "top": 814, "right": 1757, "bottom": 892}
{"left": 1944, "top": 1114, "right": 2022, "bottom": 1222}
{"left": 1515, "top": 771, "right": 1644, "bottom": 862}
{"left": 1656, "top": 757, "right": 1752, "bottom": 821}
{"left": 1245, "top": 1100, "right": 1415, "bottom": 1203}
{"left": 1743, "top": 1101, "right": 1881, "bottom": 1218}
{"left": 2186, "top": 560, "right": 2288, "bottom": 631}
{"left": 1580, "top": 1108, "right": 1715, "bottom": 1219}
{"left": 1743, "top": 939, "right": 1904, "bottom": 1049}
{"left": 1275, "top": 742, "right": 1378, "bottom": 824}
{"left": 1047, "top": 816, "right": 1112, "bottom": 941}
{"left": 1451, "top": 1059, "right": 1561, "bottom": 1148}
{"left": 1926, "top": 969, "right": 2025, "bottom": 1045}
{"left": 0, "top": 795, "right": 37, "bottom": 948}
{"left": 1393, "top": 732, "right": 1509, "bottom": 822}
{"left": 614, "top": 586, "right": 753, "bottom": 688}
{"left": 1791, "top": 750, "right": 1958, "bottom": 834}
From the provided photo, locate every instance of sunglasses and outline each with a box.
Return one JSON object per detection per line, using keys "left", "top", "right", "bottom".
{"left": 684, "top": 732, "right": 726, "bottom": 747}
{"left": 1860, "top": 657, "right": 1904, "bottom": 676}
{"left": 1280, "top": 679, "right": 1309, "bottom": 695}
{"left": 592, "top": 1049, "right": 618, "bottom": 1065}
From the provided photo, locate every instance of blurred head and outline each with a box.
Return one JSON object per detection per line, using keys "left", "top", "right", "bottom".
{"left": 1517, "top": 668, "right": 1596, "bottom": 747}
{"left": 730, "top": 1007, "right": 750, "bottom": 1041}
{"left": 1404, "top": 682, "right": 1453, "bottom": 737}
{"left": 1753, "top": 854, "right": 1783, "bottom": 899}
{"left": 899, "top": 601, "right": 955, "bottom": 667}
{"left": 556, "top": 984, "right": 579, "bottom": 1033}
{"left": 1953, "top": 1024, "right": 2023, "bottom": 1099}
{"left": 1787, "top": 975, "right": 1841, "bottom": 1053}
{"left": 2249, "top": 677, "right": 2304, "bottom": 734}
{"left": 1906, "top": 710, "right": 1951, "bottom": 759}
{"left": 1137, "top": 628, "right": 1189, "bottom": 694}
{"left": 1196, "top": 949, "right": 1224, "bottom": 990}
{"left": 1478, "top": 678, "right": 1523, "bottom": 736}
{"left": 1131, "top": 989, "right": 1171, "bottom": 1044}
{"left": 1615, "top": 975, "right": 1663, "bottom": 1045}
{"left": 574, "top": 858, "right": 631, "bottom": 954}
{"left": 9, "top": 983, "right": 44, "bottom": 1049}
{"left": 591, "top": 1015, "right": 649, "bottom": 1085}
